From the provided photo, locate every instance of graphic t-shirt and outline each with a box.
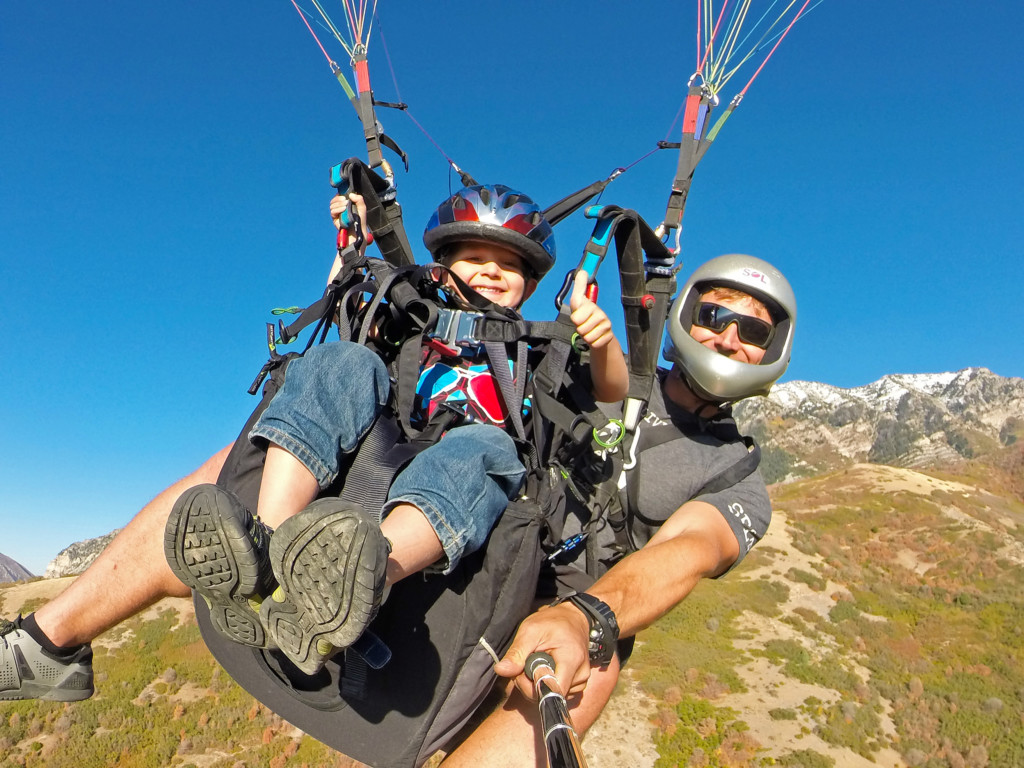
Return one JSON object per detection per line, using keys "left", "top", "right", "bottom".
{"left": 414, "top": 346, "right": 531, "bottom": 429}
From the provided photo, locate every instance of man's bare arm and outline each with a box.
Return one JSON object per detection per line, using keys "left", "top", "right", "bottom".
{"left": 495, "top": 499, "right": 740, "bottom": 697}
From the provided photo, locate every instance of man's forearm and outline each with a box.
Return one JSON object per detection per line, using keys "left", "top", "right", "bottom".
{"left": 582, "top": 500, "right": 739, "bottom": 637}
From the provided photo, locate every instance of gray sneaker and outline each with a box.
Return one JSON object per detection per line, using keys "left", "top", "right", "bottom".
{"left": 164, "top": 484, "right": 275, "bottom": 647}
{"left": 260, "top": 499, "right": 389, "bottom": 675}
{"left": 0, "top": 618, "right": 94, "bottom": 701}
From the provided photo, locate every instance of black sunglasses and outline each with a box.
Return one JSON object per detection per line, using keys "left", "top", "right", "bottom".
{"left": 692, "top": 302, "right": 776, "bottom": 349}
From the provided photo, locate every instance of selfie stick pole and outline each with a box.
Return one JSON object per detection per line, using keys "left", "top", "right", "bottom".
{"left": 526, "top": 652, "right": 589, "bottom": 768}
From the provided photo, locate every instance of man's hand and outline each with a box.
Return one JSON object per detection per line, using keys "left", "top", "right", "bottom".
{"left": 494, "top": 602, "right": 593, "bottom": 701}
{"left": 568, "top": 270, "right": 615, "bottom": 350}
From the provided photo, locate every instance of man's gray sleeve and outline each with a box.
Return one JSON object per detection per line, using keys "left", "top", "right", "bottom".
{"left": 634, "top": 436, "right": 772, "bottom": 572}
{"left": 694, "top": 469, "right": 771, "bottom": 573}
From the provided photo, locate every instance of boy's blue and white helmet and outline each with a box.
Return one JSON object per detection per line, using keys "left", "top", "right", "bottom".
{"left": 423, "top": 185, "right": 556, "bottom": 278}
{"left": 665, "top": 254, "right": 797, "bottom": 402}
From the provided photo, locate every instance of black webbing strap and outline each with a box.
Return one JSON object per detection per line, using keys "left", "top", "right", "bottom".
{"left": 661, "top": 84, "right": 712, "bottom": 235}
{"left": 335, "top": 158, "right": 415, "bottom": 268}
{"left": 338, "top": 412, "right": 424, "bottom": 523}
{"left": 394, "top": 332, "right": 428, "bottom": 439}
{"left": 567, "top": 206, "right": 675, "bottom": 430}
{"left": 542, "top": 175, "right": 615, "bottom": 226}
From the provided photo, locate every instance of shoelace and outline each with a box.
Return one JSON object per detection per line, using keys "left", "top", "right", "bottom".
{"left": 250, "top": 518, "right": 274, "bottom": 550}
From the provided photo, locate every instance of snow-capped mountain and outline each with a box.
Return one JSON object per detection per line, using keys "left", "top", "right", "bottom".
{"left": 733, "top": 367, "right": 1024, "bottom": 482}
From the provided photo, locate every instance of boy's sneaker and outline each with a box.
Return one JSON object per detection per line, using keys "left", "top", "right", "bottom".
{"left": 164, "top": 483, "right": 275, "bottom": 647}
{"left": 260, "top": 499, "right": 389, "bottom": 675}
{"left": 0, "top": 618, "right": 94, "bottom": 701}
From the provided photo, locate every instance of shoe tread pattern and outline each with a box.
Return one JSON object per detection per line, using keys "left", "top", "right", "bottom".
{"left": 262, "top": 500, "right": 387, "bottom": 674}
{"left": 164, "top": 484, "right": 266, "bottom": 647}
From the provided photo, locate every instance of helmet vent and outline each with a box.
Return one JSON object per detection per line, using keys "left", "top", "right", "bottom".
{"left": 504, "top": 193, "right": 520, "bottom": 208}
{"left": 478, "top": 187, "right": 491, "bottom": 206}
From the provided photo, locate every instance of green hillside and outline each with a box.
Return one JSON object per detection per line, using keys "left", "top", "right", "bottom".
{"left": 0, "top": 602, "right": 364, "bottom": 768}
{"left": 625, "top": 452, "right": 1024, "bottom": 767}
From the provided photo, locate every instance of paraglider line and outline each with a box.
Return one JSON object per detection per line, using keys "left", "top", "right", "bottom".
{"left": 375, "top": 11, "right": 404, "bottom": 103}
{"left": 697, "top": 0, "right": 731, "bottom": 75}
{"left": 621, "top": 144, "right": 662, "bottom": 173}
{"left": 372, "top": 14, "right": 460, "bottom": 172}
{"left": 663, "top": 99, "right": 688, "bottom": 142}
{"left": 696, "top": 0, "right": 702, "bottom": 72}
{"left": 737, "top": 0, "right": 812, "bottom": 96}
{"left": 753, "top": 0, "right": 827, "bottom": 52}
{"left": 308, "top": 0, "right": 352, "bottom": 55}
{"left": 290, "top": 0, "right": 337, "bottom": 69}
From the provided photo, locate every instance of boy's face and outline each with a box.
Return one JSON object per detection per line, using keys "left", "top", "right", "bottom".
{"left": 444, "top": 242, "right": 538, "bottom": 309}
{"left": 689, "top": 289, "right": 772, "bottom": 365}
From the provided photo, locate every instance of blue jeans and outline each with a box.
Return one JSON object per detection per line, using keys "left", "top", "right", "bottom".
{"left": 249, "top": 341, "right": 525, "bottom": 573}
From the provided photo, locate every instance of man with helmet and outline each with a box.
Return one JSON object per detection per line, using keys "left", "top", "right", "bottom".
{"left": 441, "top": 254, "right": 796, "bottom": 766}
{"left": 2, "top": 185, "right": 628, "bottom": 697}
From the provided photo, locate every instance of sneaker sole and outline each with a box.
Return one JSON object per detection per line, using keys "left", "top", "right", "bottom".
{"left": 261, "top": 499, "right": 387, "bottom": 675}
{"left": 164, "top": 484, "right": 268, "bottom": 647}
{"left": 0, "top": 676, "right": 94, "bottom": 702}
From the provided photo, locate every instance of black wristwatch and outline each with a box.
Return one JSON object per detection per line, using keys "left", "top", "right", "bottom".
{"left": 554, "top": 592, "right": 620, "bottom": 666}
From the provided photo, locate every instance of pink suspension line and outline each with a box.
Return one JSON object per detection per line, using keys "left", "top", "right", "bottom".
{"left": 695, "top": 0, "right": 703, "bottom": 72}
{"left": 290, "top": 0, "right": 336, "bottom": 67}
{"left": 737, "top": 0, "right": 813, "bottom": 97}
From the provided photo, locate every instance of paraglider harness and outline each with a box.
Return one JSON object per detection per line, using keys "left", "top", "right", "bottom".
{"left": 542, "top": 204, "right": 762, "bottom": 583}
{"left": 196, "top": 159, "right": 625, "bottom": 768}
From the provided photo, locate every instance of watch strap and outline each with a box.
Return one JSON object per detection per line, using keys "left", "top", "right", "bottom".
{"left": 555, "top": 592, "right": 619, "bottom": 665}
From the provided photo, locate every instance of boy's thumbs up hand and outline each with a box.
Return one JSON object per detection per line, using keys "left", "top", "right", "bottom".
{"left": 568, "top": 270, "right": 614, "bottom": 350}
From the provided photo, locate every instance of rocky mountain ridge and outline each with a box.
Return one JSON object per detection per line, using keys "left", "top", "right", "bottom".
{"left": 733, "top": 366, "right": 1023, "bottom": 483}
{"left": 0, "top": 553, "right": 33, "bottom": 584}
{"left": 42, "top": 529, "right": 122, "bottom": 579}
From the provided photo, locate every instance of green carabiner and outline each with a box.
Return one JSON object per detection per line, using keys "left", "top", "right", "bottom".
{"left": 593, "top": 419, "right": 625, "bottom": 449}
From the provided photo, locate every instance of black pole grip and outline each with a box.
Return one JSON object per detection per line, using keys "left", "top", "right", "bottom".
{"left": 526, "top": 651, "right": 556, "bottom": 681}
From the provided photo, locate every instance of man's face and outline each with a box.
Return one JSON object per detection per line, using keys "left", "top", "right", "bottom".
{"left": 689, "top": 290, "right": 772, "bottom": 365}
{"left": 445, "top": 242, "right": 537, "bottom": 308}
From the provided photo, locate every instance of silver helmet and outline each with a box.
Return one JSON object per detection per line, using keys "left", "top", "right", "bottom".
{"left": 665, "top": 254, "right": 796, "bottom": 402}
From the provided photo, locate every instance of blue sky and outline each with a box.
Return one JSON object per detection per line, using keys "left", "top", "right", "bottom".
{"left": 3, "top": 1, "right": 1023, "bottom": 575}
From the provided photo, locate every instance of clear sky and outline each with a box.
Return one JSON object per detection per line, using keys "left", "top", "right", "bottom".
{"left": 3, "top": 2, "right": 1023, "bottom": 575}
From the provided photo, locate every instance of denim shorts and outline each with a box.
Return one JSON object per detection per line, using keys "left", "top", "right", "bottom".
{"left": 249, "top": 341, "right": 525, "bottom": 573}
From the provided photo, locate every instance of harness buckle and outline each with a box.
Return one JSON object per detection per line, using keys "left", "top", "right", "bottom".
{"left": 431, "top": 308, "right": 486, "bottom": 355}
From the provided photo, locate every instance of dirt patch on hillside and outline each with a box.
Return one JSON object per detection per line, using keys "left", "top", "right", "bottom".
{"left": 717, "top": 506, "right": 904, "bottom": 767}
{"left": 1, "top": 576, "right": 195, "bottom": 652}
{"left": 0, "top": 577, "right": 77, "bottom": 615}
{"left": 583, "top": 666, "right": 660, "bottom": 768}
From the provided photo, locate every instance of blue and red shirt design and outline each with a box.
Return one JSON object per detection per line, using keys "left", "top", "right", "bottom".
{"left": 415, "top": 348, "right": 531, "bottom": 429}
